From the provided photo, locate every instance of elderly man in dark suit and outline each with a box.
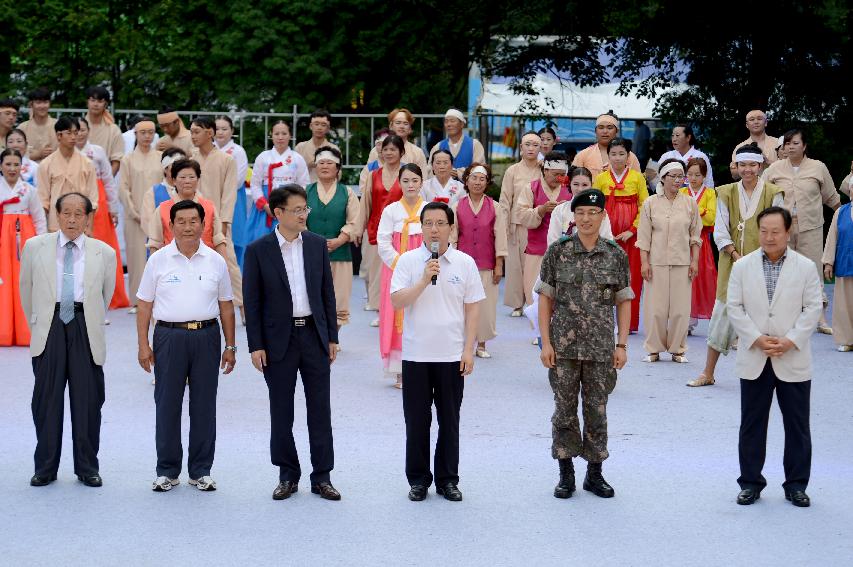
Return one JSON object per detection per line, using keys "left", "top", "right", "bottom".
{"left": 243, "top": 184, "right": 340, "bottom": 501}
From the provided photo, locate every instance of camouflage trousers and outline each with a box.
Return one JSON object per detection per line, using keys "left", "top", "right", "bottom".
{"left": 549, "top": 359, "right": 617, "bottom": 463}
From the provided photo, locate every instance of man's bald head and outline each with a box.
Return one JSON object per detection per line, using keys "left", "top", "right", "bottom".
{"left": 745, "top": 110, "right": 768, "bottom": 135}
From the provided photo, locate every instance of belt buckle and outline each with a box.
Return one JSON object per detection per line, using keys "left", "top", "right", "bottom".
{"left": 187, "top": 321, "right": 201, "bottom": 330}
{"left": 294, "top": 318, "right": 306, "bottom": 327}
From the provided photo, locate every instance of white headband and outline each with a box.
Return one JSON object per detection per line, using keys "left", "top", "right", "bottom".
{"left": 735, "top": 152, "right": 764, "bottom": 164}
{"left": 161, "top": 154, "right": 185, "bottom": 169}
{"left": 315, "top": 150, "right": 340, "bottom": 164}
{"left": 469, "top": 165, "right": 488, "bottom": 176}
{"left": 543, "top": 160, "right": 569, "bottom": 172}
{"left": 445, "top": 109, "right": 466, "bottom": 124}
{"left": 659, "top": 161, "right": 685, "bottom": 178}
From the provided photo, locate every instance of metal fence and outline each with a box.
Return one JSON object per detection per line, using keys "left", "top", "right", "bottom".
{"left": 44, "top": 107, "right": 464, "bottom": 180}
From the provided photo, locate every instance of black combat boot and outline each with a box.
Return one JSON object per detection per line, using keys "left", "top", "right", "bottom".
{"left": 554, "top": 459, "right": 575, "bottom": 499}
{"left": 583, "top": 462, "right": 615, "bottom": 498}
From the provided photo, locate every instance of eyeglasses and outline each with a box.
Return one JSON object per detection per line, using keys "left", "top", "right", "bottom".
{"left": 574, "top": 210, "right": 603, "bottom": 218}
{"left": 279, "top": 206, "right": 311, "bottom": 216}
{"left": 663, "top": 173, "right": 685, "bottom": 180}
{"left": 422, "top": 221, "right": 449, "bottom": 228}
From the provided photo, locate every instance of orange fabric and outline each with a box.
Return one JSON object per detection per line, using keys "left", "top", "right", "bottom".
{"left": 92, "top": 180, "right": 131, "bottom": 309}
{"left": 0, "top": 214, "right": 37, "bottom": 345}
{"left": 159, "top": 197, "right": 216, "bottom": 249}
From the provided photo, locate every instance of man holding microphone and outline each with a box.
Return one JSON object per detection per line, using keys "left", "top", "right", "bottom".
{"left": 390, "top": 201, "right": 485, "bottom": 502}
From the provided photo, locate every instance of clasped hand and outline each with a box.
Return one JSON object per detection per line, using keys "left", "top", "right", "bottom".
{"left": 755, "top": 335, "right": 795, "bottom": 357}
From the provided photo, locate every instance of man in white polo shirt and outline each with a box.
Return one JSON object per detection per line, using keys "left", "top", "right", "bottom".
{"left": 135, "top": 199, "right": 237, "bottom": 493}
{"left": 391, "top": 201, "right": 485, "bottom": 502}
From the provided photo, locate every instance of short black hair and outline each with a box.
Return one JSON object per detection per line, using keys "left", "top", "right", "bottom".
{"left": 756, "top": 206, "right": 792, "bottom": 231}
{"left": 310, "top": 109, "right": 332, "bottom": 121}
{"left": 55, "top": 192, "right": 94, "bottom": 215}
{"left": 431, "top": 149, "right": 454, "bottom": 165}
{"left": 420, "top": 201, "right": 454, "bottom": 225}
{"left": 54, "top": 115, "right": 79, "bottom": 132}
{"left": 85, "top": 86, "right": 111, "bottom": 102}
{"left": 381, "top": 134, "right": 405, "bottom": 155}
{"left": 607, "top": 137, "right": 630, "bottom": 153}
{"left": 0, "top": 98, "right": 18, "bottom": 110}
{"left": 191, "top": 116, "right": 215, "bottom": 131}
{"left": 170, "top": 199, "right": 205, "bottom": 223}
{"left": 269, "top": 184, "right": 308, "bottom": 210}
{"left": 27, "top": 88, "right": 51, "bottom": 102}
{"left": 170, "top": 158, "right": 201, "bottom": 179}
{"left": 674, "top": 123, "right": 696, "bottom": 146}
{"left": 782, "top": 128, "right": 806, "bottom": 147}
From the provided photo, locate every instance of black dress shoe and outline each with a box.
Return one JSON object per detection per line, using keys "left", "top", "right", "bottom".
{"left": 30, "top": 473, "right": 56, "bottom": 486}
{"left": 436, "top": 483, "right": 463, "bottom": 501}
{"left": 77, "top": 474, "right": 103, "bottom": 487}
{"left": 736, "top": 488, "right": 760, "bottom": 505}
{"left": 785, "top": 489, "right": 810, "bottom": 507}
{"left": 273, "top": 480, "right": 298, "bottom": 500}
{"left": 408, "top": 485, "right": 427, "bottom": 501}
{"left": 583, "top": 463, "right": 614, "bottom": 498}
{"left": 311, "top": 481, "right": 341, "bottom": 501}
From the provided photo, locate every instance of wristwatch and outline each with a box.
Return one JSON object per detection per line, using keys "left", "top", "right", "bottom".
{"left": 616, "top": 343, "right": 627, "bottom": 350}
{"left": 225, "top": 345, "right": 237, "bottom": 352}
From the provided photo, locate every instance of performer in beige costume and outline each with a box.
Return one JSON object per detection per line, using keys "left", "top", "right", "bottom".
{"left": 84, "top": 87, "right": 123, "bottom": 175}
{"left": 365, "top": 108, "right": 427, "bottom": 173}
{"left": 636, "top": 159, "right": 702, "bottom": 362}
{"left": 36, "top": 116, "right": 99, "bottom": 232}
{"left": 294, "top": 109, "right": 340, "bottom": 183}
{"left": 118, "top": 119, "right": 163, "bottom": 309}
{"left": 190, "top": 116, "right": 243, "bottom": 318}
{"left": 572, "top": 113, "right": 641, "bottom": 178}
{"left": 18, "top": 88, "right": 56, "bottom": 162}
{"left": 764, "top": 128, "right": 839, "bottom": 333}
{"left": 730, "top": 109, "right": 779, "bottom": 164}
{"left": 156, "top": 108, "right": 195, "bottom": 155}
{"left": 499, "top": 131, "right": 542, "bottom": 315}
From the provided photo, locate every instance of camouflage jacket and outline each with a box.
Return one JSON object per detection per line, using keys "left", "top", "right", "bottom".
{"left": 536, "top": 235, "right": 633, "bottom": 362}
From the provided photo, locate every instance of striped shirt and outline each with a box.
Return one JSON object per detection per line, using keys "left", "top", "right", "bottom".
{"left": 761, "top": 249, "right": 787, "bottom": 302}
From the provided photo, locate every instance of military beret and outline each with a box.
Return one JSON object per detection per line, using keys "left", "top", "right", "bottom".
{"left": 570, "top": 189, "right": 605, "bottom": 211}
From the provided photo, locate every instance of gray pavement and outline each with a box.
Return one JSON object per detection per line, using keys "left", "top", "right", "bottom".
{"left": 2, "top": 278, "right": 852, "bottom": 566}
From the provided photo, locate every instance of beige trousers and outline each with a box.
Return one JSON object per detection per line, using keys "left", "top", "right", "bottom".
{"left": 504, "top": 224, "right": 528, "bottom": 309}
{"left": 522, "top": 253, "right": 544, "bottom": 307}
{"left": 124, "top": 216, "right": 147, "bottom": 303}
{"left": 790, "top": 221, "right": 827, "bottom": 303}
{"left": 362, "top": 240, "right": 381, "bottom": 311}
{"left": 643, "top": 265, "right": 691, "bottom": 355}
{"left": 222, "top": 234, "right": 243, "bottom": 308}
{"left": 332, "top": 261, "right": 353, "bottom": 326}
{"left": 477, "top": 269, "right": 499, "bottom": 342}
{"left": 833, "top": 277, "right": 853, "bottom": 346}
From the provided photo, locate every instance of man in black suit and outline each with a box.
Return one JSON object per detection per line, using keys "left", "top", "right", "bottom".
{"left": 243, "top": 184, "right": 340, "bottom": 501}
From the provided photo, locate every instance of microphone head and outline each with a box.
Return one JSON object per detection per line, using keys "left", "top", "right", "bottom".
{"left": 430, "top": 242, "right": 440, "bottom": 253}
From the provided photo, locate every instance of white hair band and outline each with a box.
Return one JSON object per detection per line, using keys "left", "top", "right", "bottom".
{"left": 469, "top": 165, "right": 488, "bottom": 176}
{"left": 445, "top": 109, "right": 466, "bottom": 124}
{"left": 543, "top": 160, "right": 569, "bottom": 172}
{"left": 735, "top": 152, "right": 764, "bottom": 164}
{"left": 315, "top": 151, "right": 340, "bottom": 164}
{"left": 659, "top": 161, "right": 685, "bottom": 178}
{"left": 161, "top": 154, "right": 185, "bottom": 168}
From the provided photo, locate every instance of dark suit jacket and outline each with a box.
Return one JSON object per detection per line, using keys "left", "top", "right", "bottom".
{"left": 243, "top": 230, "right": 338, "bottom": 362}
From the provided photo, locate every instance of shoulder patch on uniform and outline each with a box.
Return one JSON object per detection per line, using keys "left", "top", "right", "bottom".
{"left": 558, "top": 235, "right": 570, "bottom": 243}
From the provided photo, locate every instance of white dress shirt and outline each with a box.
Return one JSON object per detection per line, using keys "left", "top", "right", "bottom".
{"left": 136, "top": 240, "right": 233, "bottom": 322}
{"left": 275, "top": 228, "right": 312, "bottom": 316}
{"left": 57, "top": 231, "right": 86, "bottom": 302}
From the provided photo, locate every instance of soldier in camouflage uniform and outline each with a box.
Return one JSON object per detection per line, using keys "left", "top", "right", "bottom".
{"left": 536, "top": 189, "right": 633, "bottom": 499}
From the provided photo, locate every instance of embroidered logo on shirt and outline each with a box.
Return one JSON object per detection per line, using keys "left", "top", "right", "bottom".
{"left": 448, "top": 275, "right": 463, "bottom": 285}
{"left": 164, "top": 274, "right": 181, "bottom": 284}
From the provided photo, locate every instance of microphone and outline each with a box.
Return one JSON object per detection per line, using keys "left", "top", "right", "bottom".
{"left": 430, "top": 242, "right": 440, "bottom": 285}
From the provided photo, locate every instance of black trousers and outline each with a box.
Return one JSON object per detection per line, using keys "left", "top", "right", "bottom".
{"left": 263, "top": 318, "right": 333, "bottom": 483}
{"left": 31, "top": 308, "right": 105, "bottom": 477}
{"left": 402, "top": 360, "right": 464, "bottom": 487}
{"left": 739, "top": 359, "right": 811, "bottom": 492}
{"left": 153, "top": 323, "right": 220, "bottom": 479}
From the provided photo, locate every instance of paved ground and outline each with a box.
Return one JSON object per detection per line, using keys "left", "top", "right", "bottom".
{"left": 2, "top": 278, "right": 852, "bottom": 566}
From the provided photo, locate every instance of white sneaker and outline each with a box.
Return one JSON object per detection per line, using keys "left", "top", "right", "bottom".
{"left": 837, "top": 345, "right": 852, "bottom": 352}
{"left": 189, "top": 476, "right": 217, "bottom": 491}
{"left": 369, "top": 318, "right": 379, "bottom": 327}
{"left": 152, "top": 476, "right": 179, "bottom": 492}
{"left": 127, "top": 306, "right": 138, "bottom": 314}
